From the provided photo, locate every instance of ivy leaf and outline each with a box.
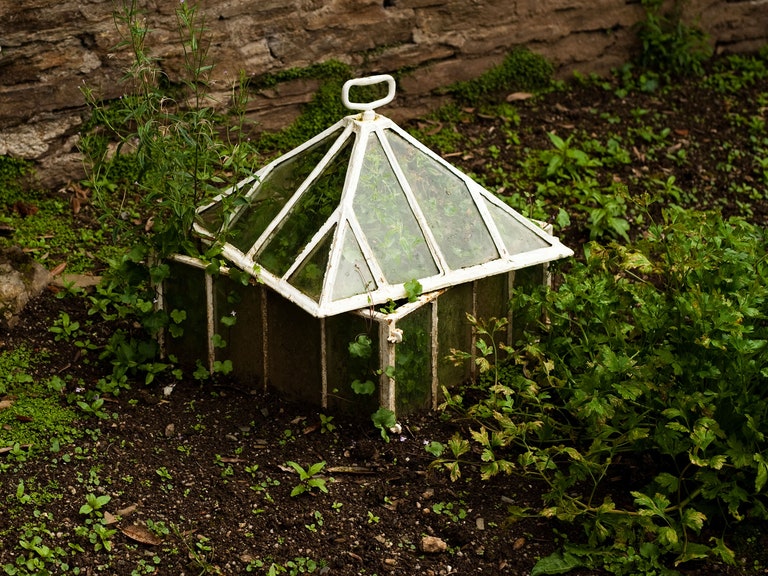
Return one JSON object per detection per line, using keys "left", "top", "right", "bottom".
{"left": 351, "top": 379, "right": 375, "bottom": 395}
{"left": 348, "top": 335, "right": 372, "bottom": 359}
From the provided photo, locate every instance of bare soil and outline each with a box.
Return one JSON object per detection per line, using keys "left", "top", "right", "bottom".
{"left": 2, "top": 59, "right": 768, "bottom": 575}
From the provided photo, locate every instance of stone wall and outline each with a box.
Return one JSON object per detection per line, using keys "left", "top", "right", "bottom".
{"left": 0, "top": 0, "right": 766, "bottom": 187}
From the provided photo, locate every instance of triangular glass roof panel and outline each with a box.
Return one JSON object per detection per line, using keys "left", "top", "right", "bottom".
{"left": 192, "top": 75, "right": 573, "bottom": 317}
{"left": 288, "top": 226, "right": 335, "bottom": 301}
{"left": 330, "top": 221, "right": 377, "bottom": 302}
{"left": 256, "top": 131, "right": 354, "bottom": 277}
{"left": 481, "top": 195, "right": 552, "bottom": 255}
{"left": 386, "top": 129, "right": 499, "bottom": 270}
{"left": 352, "top": 132, "right": 439, "bottom": 284}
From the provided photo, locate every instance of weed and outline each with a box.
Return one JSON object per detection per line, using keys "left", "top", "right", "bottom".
{"left": 447, "top": 48, "right": 554, "bottom": 104}
{"left": 319, "top": 414, "right": 336, "bottom": 434}
{"left": 371, "top": 407, "right": 398, "bottom": 442}
{"left": 634, "top": 0, "right": 711, "bottom": 81}
{"left": 438, "top": 207, "right": 768, "bottom": 574}
{"left": 286, "top": 461, "right": 329, "bottom": 497}
{"left": 48, "top": 312, "right": 82, "bottom": 342}
{"left": 76, "top": 493, "right": 116, "bottom": 552}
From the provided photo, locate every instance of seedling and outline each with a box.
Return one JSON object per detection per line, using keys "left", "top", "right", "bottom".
{"left": 286, "top": 461, "right": 329, "bottom": 497}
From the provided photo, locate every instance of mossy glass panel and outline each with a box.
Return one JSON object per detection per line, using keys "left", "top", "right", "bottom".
{"left": 213, "top": 275, "right": 264, "bottom": 380}
{"left": 208, "top": 128, "right": 343, "bottom": 253}
{"left": 258, "top": 134, "right": 354, "bottom": 277}
{"left": 325, "top": 313, "right": 380, "bottom": 415}
{"left": 354, "top": 134, "right": 438, "bottom": 283}
{"left": 394, "top": 306, "right": 432, "bottom": 413}
{"left": 387, "top": 130, "right": 499, "bottom": 269}
{"left": 483, "top": 198, "right": 550, "bottom": 255}
{"left": 163, "top": 262, "right": 208, "bottom": 367}
{"left": 436, "top": 284, "right": 473, "bottom": 388}
{"left": 332, "top": 222, "right": 377, "bottom": 301}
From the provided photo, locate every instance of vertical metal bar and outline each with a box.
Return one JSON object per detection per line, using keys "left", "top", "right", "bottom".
{"left": 507, "top": 270, "right": 516, "bottom": 343}
{"left": 379, "top": 319, "right": 396, "bottom": 413}
{"left": 431, "top": 298, "right": 439, "bottom": 410}
{"left": 206, "top": 273, "right": 215, "bottom": 372}
{"left": 320, "top": 317, "right": 328, "bottom": 409}
{"left": 470, "top": 280, "right": 478, "bottom": 381}
{"left": 261, "top": 285, "right": 269, "bottom": 393}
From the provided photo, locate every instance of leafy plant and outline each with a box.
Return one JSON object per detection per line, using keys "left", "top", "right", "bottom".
{"left": 635, "top": 0, "right": 711, "bottom": 81}
{"left": 286, "top": 461, "right": 329, "bottom": 497}
{"left": 447, "top": 48, "right": 554, "bottom": 104}
{"left": 81, "top": 0, "right": 253, "bottom": 257}
{"left": 371, "top": 407, "right": 398, "bottom": 442}
{"left": 438, "top": 206, "right": 768, "bottom": 574}
{"left": 48, "top": 312, "right": 82, "bottom": 342}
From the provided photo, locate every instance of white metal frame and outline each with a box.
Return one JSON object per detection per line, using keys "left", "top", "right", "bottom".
{"left": 192, "top": 75, "right": 573, "bottom": 318}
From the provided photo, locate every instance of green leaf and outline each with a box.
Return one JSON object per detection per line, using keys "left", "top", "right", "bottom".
{"left": 351, "top": 379, "right": 375, "bottom": 395}
{"left": 531, "top": 551, "right": 583, "bottom": 575}
{"left": 681, "top": 508, "right": 706, "bottom": 533}
{"left": 754, "top": 454, "right": 768, "bottom": 493}
{"left": 348, "top": 335, "right": 372, "bottom": 359}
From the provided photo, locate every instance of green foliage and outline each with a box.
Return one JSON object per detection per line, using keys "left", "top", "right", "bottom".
{"left": 371, "top": 407, "right": 397, "bottom": 442}
{"left": 0, "top": 348, "right": 83, "bottom": 454}
{"left": 0, "top": 156, "right": 31, "bottom": 197}
{"left": 635, "top": 0, "right": 711, "bottom": 81}
{"left": 286, "top": 461, "right": 329, "bottom": 497}
{"left": 80, "top": 0, "right": 254, "bottom": 258}
{"left": 438, "top": 206, "right": 768, "bottom": 574}
{"left": 447, "top": 48, "right": 554, "bottom": 104}
{"left": 404, "top": 278, "right": 423, "bottom": 302}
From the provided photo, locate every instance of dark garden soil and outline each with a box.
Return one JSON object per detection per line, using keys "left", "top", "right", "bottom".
{"left": 2, "top": 58, "right": 768, "bottom": 575}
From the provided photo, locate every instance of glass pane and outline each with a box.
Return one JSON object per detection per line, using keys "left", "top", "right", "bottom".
{"left": 289, "top": 228, "right": 334, "bottom": 300}
{"left": 483, "top": 198, "right": 551, "bottom": 255}
{"left": 198, "top": 178, "right": 253, "bottom": 233}
{"left": 354, "top": 134, "right": 438, "bottom": 283}
{"left": 225, "top": 128, "right": 343, "bottom": 253}
{"left": 258, "top": 134, "right": 354, "bottom": 277}
{"left": 387, "top": 130, "right": 499, "bottom": 269}
{"left": 332, "top": 223, "right": 377, "bottom": 301}
{"left": 395, "top": 305, "right": 432, "bottom": 413}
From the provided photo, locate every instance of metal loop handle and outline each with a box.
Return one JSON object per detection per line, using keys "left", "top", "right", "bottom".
{"left": 341, "top": 74, "right": 396, "bottom": 113}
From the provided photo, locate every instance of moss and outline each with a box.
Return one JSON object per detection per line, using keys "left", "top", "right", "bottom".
{"left": 445, "top": 48, "right": 554, "bottom": 105}
{"left": 0, "top": 156, "right": 31, "bottom": 201}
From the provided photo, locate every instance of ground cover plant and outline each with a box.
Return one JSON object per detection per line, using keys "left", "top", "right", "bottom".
{"left": 1, "top": 1, "right": 768, "bottom": 573}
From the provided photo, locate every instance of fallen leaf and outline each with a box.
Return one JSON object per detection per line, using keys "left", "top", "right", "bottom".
{"left": 121, "top": 524, "right": 163, "bottom": 546}
{"left": 219, "top": 456, "right": 246, "bottom": 463}
{"left": 507, "top": 91, "right": 533, "bottom": 101}
{"left": 16, "top": 415, "right": 33, "bottom": 423}
{"left": 116, "top": 504, "right": 138, "bottom": 518}
{"left": 0, "top": 399, "right": 14, "bottom": 411}
{"left": 49, "top": 262, "right": 67, "bottom": 276}
{"left": 302, "top": 422, "right": 319, "bottom": 435}
{"left": 103, "top": 511, "right": 118, "bottom": 525}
